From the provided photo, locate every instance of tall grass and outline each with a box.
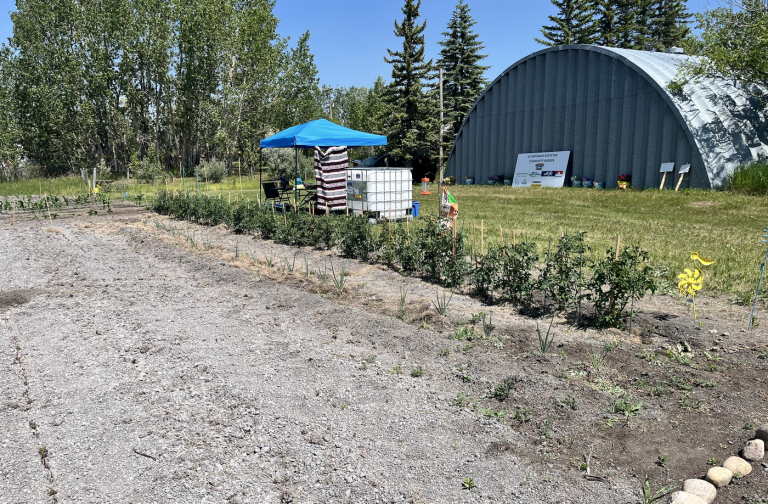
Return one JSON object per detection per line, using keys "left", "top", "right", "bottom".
{"left": 726, "top": 162, "right": 768, "bottom": 195}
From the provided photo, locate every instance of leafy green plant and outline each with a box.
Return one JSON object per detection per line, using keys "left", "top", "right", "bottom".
{"left": 539, "top": 231, "right": 589, "bottom": 313}
{"left": 339, "top": 216, "right": 379, "bottom": 262}
{"left": 707, "top": 457, "right": 719, "bottom": 466}
{"left": 656, "top": 454, "right": 669, "bottom": 467}
{"left": 554, "top": 395, "right": 578, "bottom": 410}
{"left": 640, "top": 475, "right": 674, "bottom": 504}
{"left": 678, "top": 391, "right": 702, "bottom": 410}
{"left": 462, "top": 477, "right": 476, "bottom": 490}
{"left": 451, "top": 392, "right": 470, "bottom": 407}
{"left": 513, "top": 407, "right": 532, "bottom": 423}
{"left": 495, "top": 241, "right": 538, "bottom": 307}
{"left": 490, "top": 377, "right": 516, "bottom": 401}
{"left": 389, "top": 364, "right": 403, "bottom": 375}
{"left": 586, "top": 246, "right": 656, "bottom": 328}
{"left": 452, "top": 326, "right": 477, "bottom": 341}
{"left": 609, "top": 393, "right": 643, "bottom": 422}
{"left": 410, "top": 366, "right": 424, "bottom": 378}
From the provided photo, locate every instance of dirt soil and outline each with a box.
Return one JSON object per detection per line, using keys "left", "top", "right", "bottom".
{"left": 1, "top": 204, "right": 767, "bottom": 504}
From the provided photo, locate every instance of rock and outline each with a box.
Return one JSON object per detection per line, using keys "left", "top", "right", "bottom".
{"left": 682, "top": 479, "right": 716, "bottom": 504}
{"left": 742, "top": 439, "right": 765, "bottom": 461}
{"left": 723, "top": 456, "right": 752, "bottom": 476}
{"left": 705, "top": 467, "right": 733, "bottom": 487}
{"left": 667, "top": 491, "right": 708, "bottom": 504}
{"left": 756, "top": 424, "right": 768, "bottom": 444}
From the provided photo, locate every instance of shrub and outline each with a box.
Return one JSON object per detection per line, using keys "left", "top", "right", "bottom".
{"left": 135, "top": 158, "right": 166, "bottom": 183}
{"left": 195, "top": 160, "right": 227, "bottom": 183}
{"left": 586, "top": 245, "right": 656, "bottom": 328}
{"left": 726, "top": 161, "right": 768, "bottom": 195}
{"left": 339, "top": 216, "right": 379, "bottom": 262}
{"left": 495, "top": 241, "right": 538, "bottom": 307}
{"left": 472, "top": 246, "right": 502, "bottom": 299}
{"left": 539, "top": 231, "right": 589, "bottom": 312}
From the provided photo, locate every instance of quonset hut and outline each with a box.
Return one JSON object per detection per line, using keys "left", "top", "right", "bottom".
{"left": 447, "top": 45, "right": 768, "bottom": 189}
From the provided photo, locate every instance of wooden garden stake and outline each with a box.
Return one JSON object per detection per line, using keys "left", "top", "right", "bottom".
{"left": 615, "top": 235, "right": 621, "bottom": 260}
{"left": 513, "top": 230, "right": 516, "bottom": 249}
{"left": 388, "top": 208, "right": 392, "bottom": 235}
{"left": 44, "top": 194, "right": 52, "bottom": 222}
{"left": 659, "top": 172, "right": 667, "bottom": 190}
{"left": 559, "top": 226, "right": 563, "bottom": 239}
{"left": 675, "top": 172, "right": 685, "bottom": 191}
{"left": 473, "top": 221, "right": 477, "bottom": 264}
{"left": 271, "top": 202, "right": 275, "bottom": 216}
{"left": 326, "top": 205, "right": 329, "bottom": 216}
{"left": 500, "top": 226, "right": 506, "bottom": 256}
{"left": 283, "top": 206, "right": 287, "bottom": 226}
{"left": 481, "top": 220, "right": 484, "bottom": 255}
{"left": 453, "top": 219, "right": 457, "bottom": 256}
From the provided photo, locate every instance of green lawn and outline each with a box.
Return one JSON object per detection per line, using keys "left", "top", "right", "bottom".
{"left": 2, "top": 176, "right": 767, "bottom": 300}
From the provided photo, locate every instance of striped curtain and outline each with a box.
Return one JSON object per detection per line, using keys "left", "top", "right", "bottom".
{"left": 313, "top": 146, "right": 348, "bottom": 211}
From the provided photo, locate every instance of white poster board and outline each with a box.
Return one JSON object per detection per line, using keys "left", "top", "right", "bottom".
{"left": 512, "top": 151, "right": 570, "bottom": 188}
{"left": 660, "top": 162, "right": 675, "bottom": 172}
{"left": 678, "top": 164, "right": 691, "bottom": 174}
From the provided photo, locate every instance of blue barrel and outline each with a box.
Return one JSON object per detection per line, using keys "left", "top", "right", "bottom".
{"left": 412, "top": 201, "right": 420, "bottom": 218}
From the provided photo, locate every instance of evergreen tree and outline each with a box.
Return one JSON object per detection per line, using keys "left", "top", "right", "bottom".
{"left": 382, "top": 0, "right": 434, "bottom": 162}
{"left": 593, "top": 0, "right": 618, "bottom": 46}
{"left": 437, "top": 0, "right": 489, "bottom": 148}
{"left": 535, "top": 0, "right": 598, "bottom": 47}
{"left": 614, "top": 0, "right": 640, "bottom": 48}
{"left": 649, "top": 0, "right": 691, "bottom": 51}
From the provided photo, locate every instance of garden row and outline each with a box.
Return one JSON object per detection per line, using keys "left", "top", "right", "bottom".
{"left": 0, "top": 192, "right": 126, "bottom": 217}
{"left": 151, "top": 190, "right": 658, "bottom": 328}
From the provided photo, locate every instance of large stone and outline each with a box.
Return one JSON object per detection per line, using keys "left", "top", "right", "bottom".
{"left": 705, "top": 467, "right": 733, "bottom": 487}
{"left": 756, "top": 424, "right": 768, "bottom": 443}
{"left": 668, "top": 491, "right": 709, "bottom": 504}
{"left": 682, "top": 479, "right": 716, "bottom": 504}
{"left": 667, "top": 491, "right": 707, "bottom": 504}
{"left": 743, "top": 439, "right": 765, "bottom": 461}
{"left": 723, "top": 456, "right": 752, "bottom": 476}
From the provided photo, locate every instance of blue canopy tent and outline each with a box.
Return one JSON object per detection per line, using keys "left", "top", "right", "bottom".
{"left": 259, "top": 119, "right": 387, "bottom": 204}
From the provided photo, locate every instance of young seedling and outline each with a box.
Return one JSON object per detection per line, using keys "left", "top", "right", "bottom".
{"left": 536, "top": 315, "right": 556, "bottom": 354}
{"left": 462, "top": 477, "right": 476, "bottom": 490}
{"left": 640, "top": 475, "right": 674, "bottom": 504}
{"left": 656, "top": 454, "right": 669, "bottom": 467}
{"left": 432, "top": 289, "right": 454, "bottom": 317}
{"left": 410, "top": 366, "right": 424, "bottom": 378}
{"left": 397, "top": 285, "right": 408, "bottom": 320}
{"left": 482, "top": 311, "right": 495, "bottom": 338}
{"left": 330, "top": 261, "right": 346, "bottom": 294}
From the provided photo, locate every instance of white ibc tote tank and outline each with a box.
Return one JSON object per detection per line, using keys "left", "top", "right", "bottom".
{"left": 345, "top": 168, "right": 413, "bottom": 219}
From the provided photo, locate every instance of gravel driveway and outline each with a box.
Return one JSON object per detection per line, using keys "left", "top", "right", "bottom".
{"left": 0, "top": 214, "right": 639, "bottom": 503}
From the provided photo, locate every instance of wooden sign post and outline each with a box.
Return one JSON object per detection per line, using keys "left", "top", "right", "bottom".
{"left": 659, "top": 162, "right": 675, "bottom": 190}
{"left": 675, "top": 164, "right": 691, "bottom": 191}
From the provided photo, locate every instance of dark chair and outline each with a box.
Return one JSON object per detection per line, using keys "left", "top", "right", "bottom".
{"left": 263, "top": 182, "right": 289, "bottom": 205}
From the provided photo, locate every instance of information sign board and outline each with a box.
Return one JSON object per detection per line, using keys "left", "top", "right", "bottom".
{"left": 512, "top": 151, "right": 570, "bottom": 188}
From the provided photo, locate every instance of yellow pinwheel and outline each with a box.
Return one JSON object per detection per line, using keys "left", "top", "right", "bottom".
{"left": 689, "top": 251, "right": 714, "bottom": 266}
{"left": 678, "top": 268, "right": 703, "bottom": 297}
{"left": 678, "top": 268, "right": 704, "bottom": 320}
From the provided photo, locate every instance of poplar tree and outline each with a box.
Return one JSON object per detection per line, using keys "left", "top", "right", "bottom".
{"left": 382, "top": 0, "right": 434, "bottom": 162}
{"left": 437, "top": 0, "right": 490, "bottom": 146}
{"left": 535, "top": 0, "right": 598, "bottom": 46}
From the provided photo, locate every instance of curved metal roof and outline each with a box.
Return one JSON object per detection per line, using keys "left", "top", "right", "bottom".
{"left": 451, "top": 45, "right": 768, "bottom": 188}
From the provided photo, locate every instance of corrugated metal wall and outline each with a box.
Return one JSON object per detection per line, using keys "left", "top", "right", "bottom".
{"left": 448, "top": 48, "right": 710, "bottom": 189}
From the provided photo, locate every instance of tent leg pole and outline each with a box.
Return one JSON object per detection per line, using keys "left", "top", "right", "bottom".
{"left": 259, "top": 147, "right": 263, "bottom": 201}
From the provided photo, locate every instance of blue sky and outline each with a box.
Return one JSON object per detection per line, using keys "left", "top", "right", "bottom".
{"left": 0, "top": 0, "right": 712, "bottom": 88}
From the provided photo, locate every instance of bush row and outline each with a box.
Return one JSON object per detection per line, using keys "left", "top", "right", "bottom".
{"left": 152, "top": 190, "right": 657, "bottom": 328}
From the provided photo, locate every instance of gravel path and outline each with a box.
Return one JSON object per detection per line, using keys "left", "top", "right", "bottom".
{"left": 0, "top": 216, "right": 640, "bottom": 503}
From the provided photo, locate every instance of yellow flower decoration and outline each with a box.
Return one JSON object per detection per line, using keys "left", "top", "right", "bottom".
{"left": 689, "top": 251, "right": 714, "bottom": 266}
{"left": 678, "top": 268, "right": 703, "bottom": 297}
